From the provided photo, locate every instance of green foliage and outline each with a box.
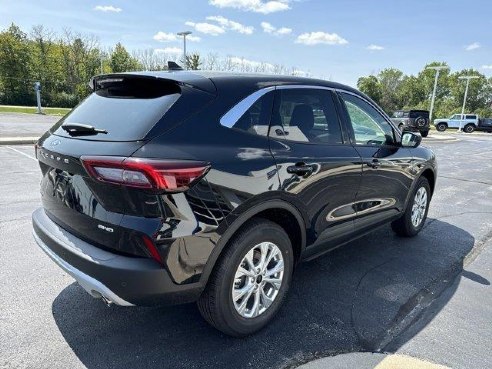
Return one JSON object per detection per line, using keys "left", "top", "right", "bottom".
{"left": 185, "top": 53, "right": 202, "bottom": 70}
{"left": 0, "top": 24, "right": 34, "bottom": 105}
{"left": 357, "top": 75, "right": 382, "bottom": 105}
{"left": 110, "top": 43, "right": 141, "bottom": 73}
{"left": 358, "top": 62, "right": 492, "bottom": 118}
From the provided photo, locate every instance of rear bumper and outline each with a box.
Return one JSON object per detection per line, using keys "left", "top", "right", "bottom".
{"left": 32, "top": 208, "right": 203, "bottom": 306}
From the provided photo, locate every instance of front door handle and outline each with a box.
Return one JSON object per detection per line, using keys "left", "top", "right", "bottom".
{"left": 365, "top": 159, "right": 381, "bottom": 169}
{"left": 287, "top": 163, "right": 314, "bottom": 176}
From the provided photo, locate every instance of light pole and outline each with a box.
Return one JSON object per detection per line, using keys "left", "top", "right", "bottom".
{"left": 457, "top": 75, "right": 479, "bottom": 132}
{"left": 426, "top": 66, "right": 448, "bottom": 123}
{"left": 177, "top": 31, "right": 192, "bottom": 68}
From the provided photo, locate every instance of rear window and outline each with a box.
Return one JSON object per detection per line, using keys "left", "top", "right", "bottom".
{"left": 392, "top": 111, "right": 408, "bottom": 118}
{"left": 53, "top": 77, "right": 181, "bottom": 141}
{"left": 409, "top": 111, "right": 429, "bottom": 118}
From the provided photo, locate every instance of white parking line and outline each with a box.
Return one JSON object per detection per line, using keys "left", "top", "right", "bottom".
{"left": 5, "top": 146, "right": 37, "bottom": 161}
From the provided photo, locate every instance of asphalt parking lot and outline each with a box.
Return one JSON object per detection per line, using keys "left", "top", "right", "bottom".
{"left": 1, "top": 134, "right": 492, "bottom": 369}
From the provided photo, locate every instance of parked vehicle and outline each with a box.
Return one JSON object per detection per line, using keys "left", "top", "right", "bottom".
{"left": 434, "top": 114, "right": 492, "bottom": 133}
{"left": 391, "top": 110, "right": 430, "bottom": 137}
{"left": 32, "top": 70, "right": 437, "bottom": 337}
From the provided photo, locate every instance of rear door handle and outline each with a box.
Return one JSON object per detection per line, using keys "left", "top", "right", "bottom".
{"left": 287, "top": 164, "right": 314, "bottom": 176}
{"left": 365, "top": 159, "right": 381, "bottom": 169}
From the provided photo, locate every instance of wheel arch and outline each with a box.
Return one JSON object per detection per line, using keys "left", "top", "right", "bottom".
{"left": 198, "top": 200, "right": 306, "bottom": 287}
{"left": 421, "top": 168, "right": 436, "bottom": 196}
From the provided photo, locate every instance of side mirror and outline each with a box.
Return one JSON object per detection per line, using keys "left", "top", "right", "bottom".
{"left": 401, "top": 131, "right": 422, "bottom": 148}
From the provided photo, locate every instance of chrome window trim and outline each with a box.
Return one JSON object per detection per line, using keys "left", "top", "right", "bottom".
{"left": 219, "top": 86, "right": 275, "bottom": 128}
{"left": 219, "top": 83, "right": 399, "bottom": 139}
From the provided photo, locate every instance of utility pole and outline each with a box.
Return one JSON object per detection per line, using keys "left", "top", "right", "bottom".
{"left": 457, "top": 75, "right": 479, "bottom": 132}
{"left": 177, "top": 31, "right": 192, "bottom": 69}
{"left": 34, "top": 82, "right": 42, "bottom": 114}
{"left": 426, "top": 66, "right": 448, "bottom": 123}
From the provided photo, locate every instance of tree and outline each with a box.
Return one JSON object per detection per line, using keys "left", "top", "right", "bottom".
{"left": 357, "top": 75, "right": 382, "bottom": 105}
{"left": 110, "top": 42, "right": 140, "bottom": 73}
{"left": 185, "top": 53, "right": 202, "bottom": 70}
{"left": 0, "top": 23, "right": 33, "bottom": 105}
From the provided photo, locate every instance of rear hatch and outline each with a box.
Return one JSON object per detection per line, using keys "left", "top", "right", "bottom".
{"left": 409, "top": 110, "right": 430, "bottom": 128}
{"left": 37, "top": 73, "right": 216, "bottom": 259}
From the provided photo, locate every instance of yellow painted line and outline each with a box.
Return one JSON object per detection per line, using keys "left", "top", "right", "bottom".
{"left": 374, "top": 354, "right": 450, "bottom": 369}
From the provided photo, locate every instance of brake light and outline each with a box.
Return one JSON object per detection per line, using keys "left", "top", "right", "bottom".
{"left": 81, "top": 156, "right": 210, "bottom": 192}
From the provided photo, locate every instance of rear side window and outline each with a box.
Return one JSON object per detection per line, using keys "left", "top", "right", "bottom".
{"left": 466, "top": 115, "right": 476, "bottom": 119}
{"left": 53, "top": 77, "right": 181, "bottom": 141}
{"left": 225, "top": 92, "right": 274, "bottom": 137}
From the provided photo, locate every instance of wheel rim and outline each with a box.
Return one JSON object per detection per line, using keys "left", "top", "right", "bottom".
{"left": 411, "top": 187, "right": 428, "bottom": 227}
{"left": 232, "top": 242, "right": 284, "bottom": 319}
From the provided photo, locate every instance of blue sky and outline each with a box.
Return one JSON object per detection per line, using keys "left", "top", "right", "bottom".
{"left": 1, "top": 0, "right": 491, "bottom": 86}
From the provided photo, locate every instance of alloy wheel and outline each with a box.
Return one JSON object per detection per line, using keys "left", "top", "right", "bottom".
{"left": 411, "top": 187, "right": 428, "bottom": 227}
{"left": 232, "top": 242, "right": 284, "bottom": 319}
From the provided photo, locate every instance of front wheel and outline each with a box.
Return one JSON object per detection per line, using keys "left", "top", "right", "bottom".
{"left": 197, "top": 218, "right": 293, "bottom": 337}
{"left": 392, "top": 177, "right": 430, "bottom": 237}
{"left": 421, "top": 130, "right": 429, "bottom": 137}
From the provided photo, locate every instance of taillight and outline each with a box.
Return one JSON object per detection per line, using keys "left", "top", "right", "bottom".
{"left": 80, "top": 156, "right": 210, "bottom": 192}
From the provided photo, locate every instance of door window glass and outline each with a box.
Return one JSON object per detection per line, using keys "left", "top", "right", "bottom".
{"left": 270, "top": 89, "right": 343, "bottom": 144}
{"left": 340, "top": 92, "right": 395, "bottom": 146}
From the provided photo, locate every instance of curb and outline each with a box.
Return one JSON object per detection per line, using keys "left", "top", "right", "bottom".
{"left": 0, "top": 137, "right": 39, "bottom": 145}
{"left": 297, "top": 352, "right": 449, "bottom": 369}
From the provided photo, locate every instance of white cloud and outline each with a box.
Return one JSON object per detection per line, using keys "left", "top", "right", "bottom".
{"left": 367, "top": 44, "right": 384, "bottom": 51}
{"left": 482, "top": 65, "right": 492, "bottom": 69}
{"left": 209, "top": 0, "right": 291, "bottom": 14}
{"left": 261, "top": 22, "right": 275, "bottom": 33}
{"left": 261, "top": 22, "right": 291, "bottom": 36}
{"left": 155, "top": 47, "right": 182, "bottom": 55}
{"left": 276, "top": 27, "right": 292, "bottom": 35}
{"left": 185, "top": 21, "right": 225, "bottom": 36}
{"left": 153, "top": 32, "right": 200, "bottom": 42}
{"left": 153, "top": 32, "right": 177, "bottom": 42}
{"left": 295, "top": 32, "right": 348, "bottom": 46}
{"left": 93, "top": 5, "right": 122, "bottom": 12}
{"left": 206, "top": 16, "right": 254, "bottom": 34}
{"left": 187, "top": 35, "right": 201, "bottom": 42}
{"left": 465, "top": 42, "right": 480, "bottom": 51}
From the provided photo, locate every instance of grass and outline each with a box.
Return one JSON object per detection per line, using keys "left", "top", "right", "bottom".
{"left": 0, "top": 105, "right": 71, "bottom": 116}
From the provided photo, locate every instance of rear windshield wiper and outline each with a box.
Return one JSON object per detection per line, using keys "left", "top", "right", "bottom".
{"left": 61, "top": 123, "right": 108, "bottom": 136}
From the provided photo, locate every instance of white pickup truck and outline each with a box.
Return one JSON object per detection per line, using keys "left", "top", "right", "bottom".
{"left": 434, "top": 114, "right": 492, "bottom": 133}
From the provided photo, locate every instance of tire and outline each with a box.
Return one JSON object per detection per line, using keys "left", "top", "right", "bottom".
{"left": 197, "top": 218, "right": 294, "bottom": 337}
{"left": 391, "top": 177, "right": 430, "bottom": 237}
{"left": 398, "top": 123, "right": 404, "bottom": 132}
{"left": 464, "top": 124, "right": 475, "bottom": 133}
{"left": 436, "top": 123, "right": 447, "bottom": 132}
{"left": 421, "top": 130, "right": 429, "bottom": 138}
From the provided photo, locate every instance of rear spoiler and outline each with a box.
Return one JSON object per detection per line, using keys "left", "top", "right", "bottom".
{"left": 89, "top": 70, "right": 216, "bottom": 95}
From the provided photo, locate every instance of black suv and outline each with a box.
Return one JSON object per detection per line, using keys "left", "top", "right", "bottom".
{"left": 391, "top": 110, "right": 430, "bottom": 137}
{"left": 32, "top": 71, "right": 437, "bottom": 337}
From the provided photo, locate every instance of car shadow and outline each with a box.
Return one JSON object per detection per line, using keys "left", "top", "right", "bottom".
{"left": 52, "top": 219, "right": 474, "bottom": 369}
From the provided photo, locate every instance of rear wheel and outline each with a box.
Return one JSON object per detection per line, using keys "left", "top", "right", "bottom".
{"left": 464, "top": 124, "right": 475, "bottom": 133}
{"left": 398, "top": 123, "right": 404, "bottom": 132}
{"left": 436, "top": 123, "right": 447, "bottom": 132}
{"left": 421, "top": 130, "right": 429, "bottom": 137}
{"left": 392, "top": 177, "right": 430, "bottom": 237}
{"left": 197, "top": 218, "right": 293, "bottom": 337}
